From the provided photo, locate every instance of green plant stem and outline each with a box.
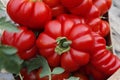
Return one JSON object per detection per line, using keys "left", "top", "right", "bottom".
{"left": 19, "top": 73, "right": 23, "bottom": 80}
{"left": 49, "top": 74, "right": 52, "bottom": 80}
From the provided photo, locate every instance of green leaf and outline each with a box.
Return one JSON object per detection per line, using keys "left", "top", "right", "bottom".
{"left": 24, "top": 56, "right": 51, "bottom": 78}
{"left": 0, "top": 17, "right": 6, "bottom": 24}
{"left": 10, "top": 55, "right": 24, "bottom": 65}
{"left": 0, "top": 17, "right": 19, "bottom": 32}
{"left": 39, "top": 56, "right": 51, "bottom": 78}
{"left": 4, "top": 57, "right": 21, "bottom": 74}
{"left": 0, "top": 54, "right": 4, "bottom": 70}
{"left": 24, "top": 57, "right": 43, "bottom": 73}
{"left": 0, "top": 45, "right": 18, "bottom": 55}
{"left": 51, "top": 67, "right": 65, "bottom": 75}
{"left": 67, "top": 76, "right": 80, "bottom": 80}
{"left": 0, "top": 53, "right": 23, "bottom": 74}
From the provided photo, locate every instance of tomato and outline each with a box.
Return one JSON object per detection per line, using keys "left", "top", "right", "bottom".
{"left": 1, "top": 27, "right": 37, "bottom": 60}
{"left": 36, "top": 68, "right": 70, "bottom": 80}
{"left": 7, "top": 0, "right": 52, "bottom": 30}
{"left": 61, "top": 0, "right": 92, "bottom": 16}
{"left": 86, "top": 18, "right": 110, "bottom": 37}
{"left": 89, "top": 32, "right": 120, "bottom": 79}
{"left": 61, "top": 0, "right": 112, "bottom": 17}
{"left": 97, "top": 20, "right": 110, "bottom": 37}
{"left": 36, "top": 19, "right": 94, "bottom": 72}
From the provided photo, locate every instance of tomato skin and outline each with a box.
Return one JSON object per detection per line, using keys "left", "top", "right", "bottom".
{"left": 61, "top": 0, "right": 112, "bottom": 17}
{"left": 36, "top": 68, "right": 70, "bottom": 80}
{"left": 91, "top": 49, "right": 120, "bottom": 75}
{"left": 61, "top": 0, "right": 92, "bottom": 16}
{"left": 88, "top": 32, "right": 120, "bottom": 79}
{"left": 57, "top": 14, "right": 85, "bottom": 24}
{"left": 43, "top": 0, "right": 60, "bottom": 7}
{"left": 70, "top": 0, "right": 92, "bottom": 16}
{"left": 1, "top": 27, "right": 37, "bottom": 60}
{"left": 86, "top": 18, "right": 110, "bottom": 37}
{"left": 85, "top": 64, "right": 106, "bottom": 80}
{"left": 85, "top": 5, "right": 100, "bottom": 19}
{"left": 51, "top": 5, "right": 67, "bottom": 18}
{"left": 43, "top": 0, "right": 67, "bottom": 18}
{"left": 36, "top": 19, "right": 94, "bottom": 72}
{"left": 61, "top": 0, "right": 83, "bottom": 8}
{"left": 7, "top": 0, "right": 52, "bottom": 30}
{"left": 97, "top": 20, "right": 110, "bottom": 37}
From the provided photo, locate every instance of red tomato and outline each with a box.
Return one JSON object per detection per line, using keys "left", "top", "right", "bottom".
{"left": 36, "top": 19, "right": 94, "bottom": 72}
{"left": 7, "top": 0, "right": 52, "bottom": 30}
{"left": 88, "top": 32, "right": 120, "bottom": 79}
{"left": 86, "top": 18, "right": 110, "bottom": 37}
{"left": 1, "top": 27, "right": 37, "bottom": 60}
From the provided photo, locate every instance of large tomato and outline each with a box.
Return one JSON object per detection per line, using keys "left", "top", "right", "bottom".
{"left": 88, "top": 32, "right": 120, "bottom": 79}
{"left": 36, "top": 19, "right": 94, "bottom": 72}
{"left": 7, "top": 0, "right": 52, "bottom": 30}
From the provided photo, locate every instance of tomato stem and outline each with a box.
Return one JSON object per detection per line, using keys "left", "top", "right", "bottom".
{"left": 55, "top": 37, "right": 72, "bottom": 55}
{"left": 49, "top": 74, "right": 52, "bottom": 80}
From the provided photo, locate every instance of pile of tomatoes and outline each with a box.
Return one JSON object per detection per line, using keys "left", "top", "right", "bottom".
{"left": 1, "top": 0, "right": 120, "bottom": 80}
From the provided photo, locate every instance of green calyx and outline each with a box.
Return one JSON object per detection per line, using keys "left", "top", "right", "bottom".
{"left": 55, "top": 37, "right": 72, "bottom": 55}
{"left": 106, "top": 45, "right": 112, "bottom": 51}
